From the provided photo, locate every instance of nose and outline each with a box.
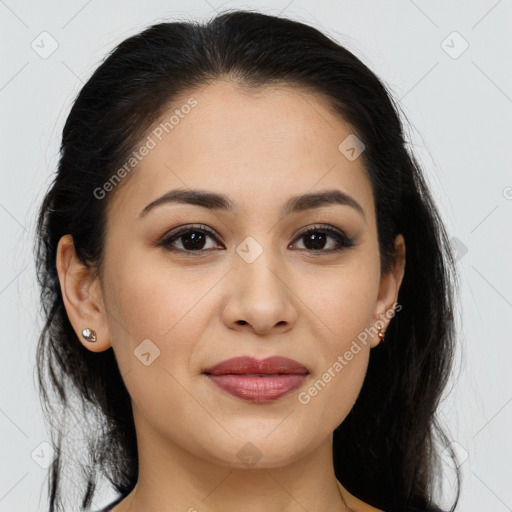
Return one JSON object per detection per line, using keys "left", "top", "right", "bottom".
{"left": 221, "top": 248, "right": 298, "bottom": 336}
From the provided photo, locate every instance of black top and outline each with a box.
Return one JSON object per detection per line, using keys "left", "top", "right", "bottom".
{"left": 95, "top": 494, "right": 446, "bottom": 512}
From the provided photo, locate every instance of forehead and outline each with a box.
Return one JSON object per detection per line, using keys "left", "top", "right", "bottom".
{"left": 106, "top": 79, "right": 375, "bottom": 224}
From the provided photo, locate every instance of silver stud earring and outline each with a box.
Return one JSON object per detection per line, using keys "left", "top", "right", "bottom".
{"left": 81, "top": 328, "right": 97, "bottom": 343}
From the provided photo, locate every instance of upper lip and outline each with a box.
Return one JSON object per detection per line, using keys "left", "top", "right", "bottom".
{"left": 203, "top": 356, "right": 309, "bottom": 375}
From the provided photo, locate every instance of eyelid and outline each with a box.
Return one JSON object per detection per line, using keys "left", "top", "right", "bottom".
{"left": 291, "top": 223, "right": 350, "bottom": 241}
{"left": 158, "top": 223, "right": 222, "bottom": 248}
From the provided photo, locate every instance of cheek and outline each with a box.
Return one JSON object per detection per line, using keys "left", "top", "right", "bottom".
{"left": 102, "top": 254, "right": 210, "bottom": 430}
{"left": 287, "top": 263, "right": 377, "bottom": 428}
{"left": 104, "top": 247, "right": 209, "bottom": 338}
{"left": 102, "top": 249, "right": 209, "bottom": 383}
{"left": 294, "top": 262, "right": 379, "bottom": 351}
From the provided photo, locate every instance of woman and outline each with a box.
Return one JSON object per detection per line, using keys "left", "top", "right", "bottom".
{"left": 35, "top": 9, "right": 460, "bottom": 512}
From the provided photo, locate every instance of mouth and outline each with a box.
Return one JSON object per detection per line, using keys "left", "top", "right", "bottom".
{"left": 202, "top": 356, "right": 309, "bottom": 402}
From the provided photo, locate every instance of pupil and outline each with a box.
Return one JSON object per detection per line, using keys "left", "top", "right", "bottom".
{"left": 305, "top": 232, "right": 326, "bottom": 250}
{"left": 183, "top": 232, "right": 206, "bottom": 250}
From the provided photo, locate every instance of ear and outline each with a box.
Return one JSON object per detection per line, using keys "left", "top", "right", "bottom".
{"left": 371, "top": 233, "right": 406, "bottom": 348}
{"left": 56, "top": 234, "right": 112, "bottom": 352}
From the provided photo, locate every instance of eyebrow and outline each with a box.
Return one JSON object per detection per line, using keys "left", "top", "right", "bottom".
{"left": 138, "top": 188, "right": 366, "bottom": 221}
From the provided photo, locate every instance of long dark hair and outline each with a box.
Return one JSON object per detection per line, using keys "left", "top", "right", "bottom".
{"left": 35, "top": 9, "right": 461, "bottom": 512}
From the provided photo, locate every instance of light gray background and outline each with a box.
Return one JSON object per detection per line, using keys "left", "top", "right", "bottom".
{"left": 1, "top": 1, "right": 511, "bottom": 511}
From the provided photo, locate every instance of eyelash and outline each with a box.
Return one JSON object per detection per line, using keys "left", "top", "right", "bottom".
{"left": 157, "top": 223, "right": 357, "bottom": 255}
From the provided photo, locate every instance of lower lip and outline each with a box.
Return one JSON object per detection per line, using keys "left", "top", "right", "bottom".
{"left": 205, "top": 374, "right": 308, "bottom": 402}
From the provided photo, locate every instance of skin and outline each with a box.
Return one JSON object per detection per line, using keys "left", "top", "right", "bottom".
{"left": 56, "top": 79, "right": 405, "bottom": 512}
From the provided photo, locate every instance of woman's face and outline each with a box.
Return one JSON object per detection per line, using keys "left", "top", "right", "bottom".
{"left": 63, "top": 79, "right": 405, "bottom": 469}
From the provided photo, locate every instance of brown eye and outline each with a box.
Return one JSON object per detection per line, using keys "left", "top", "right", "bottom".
{"left": 159, "top": 225, "right": 223, "bottom": 253}
{"left": 290, "top": 225, "right": 356, "bottom": 253}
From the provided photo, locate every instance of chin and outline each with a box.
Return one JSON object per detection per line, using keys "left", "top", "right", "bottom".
{"left": 196, "top": 430, "right": 319, "bottom": 470}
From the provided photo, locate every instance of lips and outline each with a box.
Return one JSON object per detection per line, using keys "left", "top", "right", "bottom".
{"left": 202, "top": 356, "right": 309, "bottom": 402}
{"left": 203, "top": 356, "right": 309, "bottom": 375}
